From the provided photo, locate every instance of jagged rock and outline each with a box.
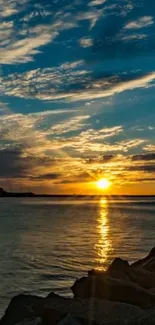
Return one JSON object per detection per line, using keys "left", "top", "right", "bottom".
{"left": 128, "top": 309, "right": 155, "bottom": 325}
{"left": 34, "top": 306, "right": 66, "bottom": 325}
{"left": 0, "top": 295, "right": 43, "bottom": 325}
{"left": 107, "top": 258, "right": 155, "bottom": 289}
{"left": 132, "top": 248, "right": 155, "bottom": 270}
{"left": 56, "top": 315, "right": 83, "bottom": 325}
{"left": 32, "top": 293, "right": 144, "bottom": 325}
{"left": 129, "top": 267, "right": 155, "bottom": 289}
{"left": 71, "top": 276, "right": 155, "bottom": 308}
{"left": 88, "top": 269, "right": 105, "bottom": 277}
{"left": 107, "top": 258, "right": 130, "bottom": 280}
{"left": 89, "top": 256, "right": 155, "bottom": 290}
{"left": 15, "top": 318, "right": 41, "bottom": 325}
{"left": 0, "top": 292, "right": 145, "bottom": 325}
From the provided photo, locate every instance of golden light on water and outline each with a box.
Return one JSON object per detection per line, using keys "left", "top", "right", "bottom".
{"left": 96, "top": 178, "right": 111, "bottom": 190}
{"left": 95, "top": 198, "right": 112, "bottom": 270}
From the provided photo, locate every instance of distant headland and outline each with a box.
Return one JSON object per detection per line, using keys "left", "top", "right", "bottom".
{"left": 0, "top": 187, "right": 155, "bottom": 198}
{"left": 0, "top": 187, "right": 35, "bottom": 197}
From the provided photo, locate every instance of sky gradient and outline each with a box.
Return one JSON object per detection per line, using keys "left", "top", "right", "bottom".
{"left": 0, "top": 0, "right": 155, "bottom": 194}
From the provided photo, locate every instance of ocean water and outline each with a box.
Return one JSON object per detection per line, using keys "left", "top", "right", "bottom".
{"left": 0, "top": 196, "right": 155, "bottom": 316}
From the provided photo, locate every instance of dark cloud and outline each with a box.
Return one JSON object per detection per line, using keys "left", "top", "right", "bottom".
{"left": 0, "top": 148, "right": 55, "bottom": 180}
{"left": 60, "top": 172, "right": 93, "bottom": 184}
{"left": 129, "top": 164, "right": 155, "bottom": 173}
{"left": 91, "top": 0, "right": 155, "bottom": 61}
{"left": 0, "top": 148, "right": 27, "bottom": 178}
{"left": 132, "top": 153, "right": 155, "bottom": 161}
{"left": 31, "top": 173, "right": 62, "bottom": 180}
{"left": 85, "top": 155, "right": 115, "bottom": 164}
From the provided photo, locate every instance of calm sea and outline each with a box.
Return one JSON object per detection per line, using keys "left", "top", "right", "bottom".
{"left": 0, "top": 196, "right": 155, "bottom": 315}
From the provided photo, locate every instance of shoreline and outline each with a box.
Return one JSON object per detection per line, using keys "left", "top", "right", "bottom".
{"left": 2, "top": 248, "right": 155, "bottom": 325}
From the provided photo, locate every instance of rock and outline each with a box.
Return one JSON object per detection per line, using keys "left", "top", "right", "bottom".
{"left": 107, "top": 258, "right": 130, "bottom": 280}
{"left": 71, "top": 276, "right": 155, "bottom": 308}
{"left": 57, "top": 315, "right": 83, "bottom": 325}
{"left": 132, "top": 248, "right": 155, "bottom": 270}
{"left": 34, "top": 306, "right": 66, "bottom": 325}
{"left": 32, "top": 293, "right": 144, "bottom": 325}
{"left": 90, "top": 256, "right": 155, "bottom": 290}
{"left": 0, "top": 294, "right": 43, "bottom": 325}
{"left": 0, "top": 292, "right": 145, "bottom": 325}
{"left": 128, "top": 309, "right": 155, "bottom": 325}
{"left": 15, "top": 318, "right": 41, "bottom": 325}
{"left": 150, "top": 288, "right": 155, "bottom": 294}
{"left": 128, "top": 267, "right": 155, "bottom": 289}
{"left": 88, "top": 269, "right": 105, "bottom": 277}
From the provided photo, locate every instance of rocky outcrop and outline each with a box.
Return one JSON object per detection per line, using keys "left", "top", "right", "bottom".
{"left": 0, "top": 293, "right": 144, "bottom": 325}
{"left": 132, "top": 247, "right": 155, "bottom": 270}
{"left": 3, "top": 248, "right": 155, "bottom": 325}
{"left": 0, "top": 295, "right": 43, "bottom": 325}
{"left": 89, "top": 255, "right": 155, "bottom": 290}
{"left": 71, "top": 275, "right": 155, "bottom": 308}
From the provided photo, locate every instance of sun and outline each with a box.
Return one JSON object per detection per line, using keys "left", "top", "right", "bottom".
{"left": 96, "top": 178, "right": 111, "bottom": 190}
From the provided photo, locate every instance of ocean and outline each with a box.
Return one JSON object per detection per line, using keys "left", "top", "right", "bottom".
{"left": 0, "top": 196, "right": 155, "bottom": 316}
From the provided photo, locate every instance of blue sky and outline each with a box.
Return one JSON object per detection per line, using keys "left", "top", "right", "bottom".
{"left": 0, "top": 0, "right": 155, "bottom": 194}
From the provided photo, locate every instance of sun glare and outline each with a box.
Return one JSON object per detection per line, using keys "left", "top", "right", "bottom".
{"left": 96, "top": 178, "right": 111, "bottom": 190}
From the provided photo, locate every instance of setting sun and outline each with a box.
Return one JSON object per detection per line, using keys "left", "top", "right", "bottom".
{"left": 96, "top": 179, "right": 111, "bottom": 190}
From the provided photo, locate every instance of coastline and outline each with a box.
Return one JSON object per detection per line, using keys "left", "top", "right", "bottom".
{"left": 2, "top": 249, "right": 155, "bottom": 325}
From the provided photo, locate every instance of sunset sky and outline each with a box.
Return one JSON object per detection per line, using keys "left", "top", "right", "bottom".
{"left": 0, "top": 0, "right": 155, "bottom": 195}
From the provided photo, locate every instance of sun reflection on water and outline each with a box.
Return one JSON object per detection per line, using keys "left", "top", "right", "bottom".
{"left": 95, "top": 198, "right": 112, "bottom": 270}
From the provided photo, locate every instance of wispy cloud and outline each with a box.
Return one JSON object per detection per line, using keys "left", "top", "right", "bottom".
{"left": 51, "top": 115, "right": 90, "bottom": 135}
{"left": 0, "top": 2, "right": 78, "bottom": 64}
{"left": 125, "top": 16, "right": 154, "bottom": 30}
{"left": 79, "top": 37, "right": 93, "bottom": 47}
{"left": 88, "top": 0, "right": 107, "bottom": 7}
{"left": 76, "top": 9, "right": 103, "bottom": 29}
{"left": 0, "top": 0, "right": 29, "bottom": 18}
{"left": 1, "top": 64, "right": 155, "bottom": 102}
{"left": 143, "top": 144, "right": 155, "bottom": 152}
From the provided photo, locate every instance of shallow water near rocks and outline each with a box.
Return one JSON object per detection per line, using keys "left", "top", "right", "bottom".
{"left": 0, "top": 196, "right": 155, "bottom": 316}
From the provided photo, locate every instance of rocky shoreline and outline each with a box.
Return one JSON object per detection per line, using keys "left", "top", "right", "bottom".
{"left": 2, "top": 248, "right": 155, "bottom": 325}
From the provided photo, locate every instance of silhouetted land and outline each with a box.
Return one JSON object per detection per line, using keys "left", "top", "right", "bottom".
{"left": 0, "top": 187, "right": 155, "bottom": 198}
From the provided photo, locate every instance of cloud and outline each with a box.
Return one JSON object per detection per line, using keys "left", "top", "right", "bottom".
{"left": 0, "top": 3, "right": 78, "bottom": 64}
{"left": 88, "top": 0, "right": 107, "bottom": 6}
{"left": 132, "top": 153, "right": 155, "bottom": 161}
{"left": 1, "top": 63, "right": 155, "bottom": 102}
{"left": 76, "top": 9, "right": 103, "bottom": 29}
{"left": 79, "top": 37, "right": 93, "bottom": 47}
{"left": 0, "top": 26, "right": 58, "bottom": 65}
{"left": 125, "top": 16, "right": 154, "bottom": 30}
{"left": 0, "top": 109, "right": 154, "bottom": 189}
{"left": 0, "top": 0, "right": 28, "bottom": 18}
{"left": 143, "top": 145, "right": 155, "bottom": 152}
{"left": 51, "top": 115, "right": 90, "bottom": 135}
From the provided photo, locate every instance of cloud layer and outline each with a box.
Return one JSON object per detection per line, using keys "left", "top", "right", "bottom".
{"left": 0, "top": 0, "right": 155, "bottom": 193}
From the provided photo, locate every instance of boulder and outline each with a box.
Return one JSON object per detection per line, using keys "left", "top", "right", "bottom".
{"left": 107, "top": 258, "right": 130, "bottom": 280}
{"left": 88, "top": 256, "right": 155, "bottom": 290}
{"left": 128, "top": 267, "right": 155, "bottom": 289}
{"left": 0, "top": 294, "right": 43, "bottom": 325}
{"left": 33, "top": 293, "right": 144, "bottom": 325}
{"left": 88, "top": 269, "right": 105, "bottom": 277}
{"left": 34, "top": 306, "right": 66, "bottom": 325}
{"left": 132, "top": 248, "right": 155, "bottom": 270}
{"left": 14, "top": 318, "right": 41, "bottom": 325}
{"left": 71, "top": 276, "right": 155, "bottom": 308}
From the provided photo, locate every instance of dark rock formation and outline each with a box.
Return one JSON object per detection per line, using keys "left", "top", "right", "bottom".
{"left": 0, "top": 295, "right": 43, "bottom": 325}
{"left": 107, "top": 258, "right": 130, "bottom": 280}
{"left": 3, "top": 248, "right": 155, "bottom": 325}
{"left": 71, "top": 275, "right": 155, "bottom": 308}
{"left": 89, "top": 253, "right": 155, "bottom": 290}
{"left": 132, "top": 247, "right": 155, "bottom": 270}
